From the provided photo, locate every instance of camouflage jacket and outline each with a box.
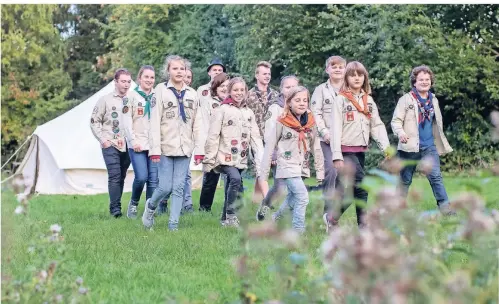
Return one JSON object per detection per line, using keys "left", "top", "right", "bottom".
{"left": 246, "top": 85, "right": 279, "bottom": 139}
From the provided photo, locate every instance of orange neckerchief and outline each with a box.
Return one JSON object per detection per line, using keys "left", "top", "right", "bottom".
{"left": 278, "top": 111, "right": 316, "bottom": 153}
{"left": 339, "top": 90, "right": 371, "bottom": 119}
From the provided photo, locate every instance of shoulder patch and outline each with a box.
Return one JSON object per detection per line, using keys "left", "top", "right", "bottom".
{"left": 202, "top": 90, "right": 209, "bottom": 96}
{"left": 93, "top": 106, "right": 98, "bottom": 114}
{"left": 151, "top": 96, "right": 157, "bottom": 108}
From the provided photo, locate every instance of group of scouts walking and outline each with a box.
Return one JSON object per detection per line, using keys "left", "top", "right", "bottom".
{"left": 90, "top": 54, "right": 456, "bottom": 233}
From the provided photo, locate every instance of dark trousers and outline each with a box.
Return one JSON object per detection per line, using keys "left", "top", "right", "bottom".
{"left": 261, "top": 166, "right": 286, "bottom": 208}
{"left": 331, "top": 152, "right": 367, "bottom": 226}
{"left": 218, "top": 166, "right": 244, "bottom": 220}
{"left": 102, "top": 146, "right": 131, "bottom": 215}
{"left": 199, "top": 170, "right": 221, "bottom": 211}
{"left": 321, "top": 141, "right": 338, "bottom": 214}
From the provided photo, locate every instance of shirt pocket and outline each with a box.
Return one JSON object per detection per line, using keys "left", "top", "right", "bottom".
{"left": 163, "top": 99, "right": 178, "bottom": 121}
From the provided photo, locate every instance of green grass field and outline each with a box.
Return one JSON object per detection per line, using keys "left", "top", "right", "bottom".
{"left": 2, "top": 176, "right": 499, "bottom": 303}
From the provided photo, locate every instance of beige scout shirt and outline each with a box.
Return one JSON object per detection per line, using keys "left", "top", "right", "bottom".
{"left": 260, "top": 110, "right": 321, "bottom": 180}
{"left": 246, "top": 85, "right": 280, "bottom": 139}
{"left": 311, "top": 79, "right": 340, "bottom": 141}
{"left": 90, "top": 90, "right": 128, "bottom": 152}
{"left": 203, "top": 103, "right": 264, "bottom": 175}
{"left": 122, "top": 89, "right": 153, "bottom": 151}
{"left": 264, "top": 103, "right": 325, "bottom": 180}
{"left": 391, "top": 92, "right": 453, "bottom": 155}
{"left": 330, "top": 92, "right": 390, "bottom": 161}
{"left": 149, "top": 81, "right": 204, "bottom": 157}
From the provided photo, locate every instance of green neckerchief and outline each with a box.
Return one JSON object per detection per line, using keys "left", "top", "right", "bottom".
{"left": 134, "top": 86, "right": 154, "bottom": 119}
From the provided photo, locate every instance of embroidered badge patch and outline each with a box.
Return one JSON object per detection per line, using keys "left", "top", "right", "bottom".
{"left": 112, "top": 112, "right": 118, "bottom": 118}
{"left": 151, "top": 96, "right": 156, "bottom": 108}
{"left": 137, "top": 108, "right": 144, "bottom": 116}
{"left": 231, "top": 139, "right": 238, "bottom": 146}
{"left": 346, "top": 111, "right": 354, "bottom": 121}
{"left": 90, "top": 118, "right": 94, "bottom": 124}
{"left": 165, "top": 111, "right": 175, "bottom": 119}
{"left": 225, "top": 154, "right": 232, "bottom": 162}
{"left": 242, "top": 141, "right": 248, "bottom": 150}
{"left": 112, "top": 106, "right": 116, "bottom": 111}
{"left": 369, "top": 105, "right": 373, "bottom": 113}
{"left": 212, "top": 103, "right": 219, "bottom": 109}
{"left": 409, "top": 105, "right": 414, "bottom": 110}
{"left": 202, "top": 90, "right": 208, "bottom": 96}
{"left": 312, "top": 101, "right": 316, "bottom": 105}
{"left": 347, "top": 105, "right": 353, "bottom": 111}
{"left": 93, "top": 106, "right": 98, "bottom": 114}
{"left": 138, "top": 102, "right": 142, "bottom": 107}
{"left": 231, "top": 147, "right": 238, "bottom": 154}
{"left": 242, "top": 133, "right": 247, "bottom": 138}
{"left": 283, "top": 151, "right": 292, "bottom": 160}
{"left": 112, "top": 127, "right": 120, "bottom": 134}
{"left": 241, "top": 150, "right": 247, "bottom": 158}
{"left": 325, "top": 99, "right": 330, "bottom": 104}
{"left": 122, "top": 106, "right": 129, "bottom": 114}
{"left": 228, "top": 120, "right": 233, "bottom": 126}
{"left": 113, "top": 120, "right": 119, "bottom": 127}
{"left": 285, "top": 132, "right": 292, "bottom": 139}
{"left": 167, "top": 101, "right": 173, "bottom": 108}
{"left": 122, "top": 97, "right": 128, "bottom": 105}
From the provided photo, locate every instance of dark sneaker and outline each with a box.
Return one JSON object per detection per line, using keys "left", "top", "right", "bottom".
{"left": 127, "top": 200, "right": 138, "bottom": 219}
{"left": 256, "top": 205, "right": 271, "bottom": 221}
{"left": 181, "top": 205, "right": 194, "bottom": 215}
{"left": 142, "top": 199, "right": 155, "bottom": 229}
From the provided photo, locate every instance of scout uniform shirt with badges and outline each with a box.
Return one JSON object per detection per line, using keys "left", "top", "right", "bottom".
{"left": 121, "top": 88, "right": 154, "bottom": 151}
{"left": 149, "top": 81, "right": 203, "bottom": 157}
{"left": 260, "top": 110, "right": 320, "bottom": 180}
{"left": 310, "top": 79, "right": 340, "bottom": 141}
{"left": 330, "top": 90, "right": 390, "bottom": 161}
{"left": 391, "top": 92, "right": 453, "bottom": 155}
{"left": 90, "top": 91, "right": 128, "bottom": 152}
{"left": 202, "top": 101, "right": 264, "bottom": 175}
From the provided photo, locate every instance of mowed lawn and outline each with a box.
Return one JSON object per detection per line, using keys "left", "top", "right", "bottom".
{"left": 2, "top": 176, "right": 499, "bottom": 303}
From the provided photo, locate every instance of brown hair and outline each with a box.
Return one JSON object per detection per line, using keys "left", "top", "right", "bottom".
{"left": 410, "top": 65, "right": 435, "bottom": 87}
{"left": 114, "top": 68, "right": 131, "bottom": 81}
{"left": 136, "top": 65, "right": 155, "bottom": 83}
{"left": 325, "top": 55, "right": 347, "bottom": 70}
{"left": 210, "top": 72, "right": 230, "bottom": 97}
{"left": 341, "top": 61, "right": 371, "bottom": 95}
{"left": 282, "top": 86, "right": 310, "bottom": 117}
{"left": 255, "top": 61, "right": 272, "bottom": 75}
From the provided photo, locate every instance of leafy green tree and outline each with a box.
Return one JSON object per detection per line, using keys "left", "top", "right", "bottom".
{"left": 1, "top": 5, "right": 74, "bottom": 163}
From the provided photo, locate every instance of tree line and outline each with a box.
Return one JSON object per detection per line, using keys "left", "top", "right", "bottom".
{"left": 2, "top": 4, "right": 498, "bottom": 171}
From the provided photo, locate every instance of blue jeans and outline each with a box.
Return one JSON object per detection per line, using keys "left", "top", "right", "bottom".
{"left": 147, "top": 156, "right": 191, "bottom": 229}
{"left": 273, "top": 177, "right": 309, "bottom": 233}
{"left": 128, "top": 149, "right": 158, "bottom": 205}
{"left": 398, "top": 145, "right": 449, "bottom": 206}
{"left": 163, "top": 167, "right": 192, "bottom": 208}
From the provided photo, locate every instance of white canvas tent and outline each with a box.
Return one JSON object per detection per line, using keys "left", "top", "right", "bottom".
{"left": 14, "top": 81, "right": 203, "bottom": 195}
